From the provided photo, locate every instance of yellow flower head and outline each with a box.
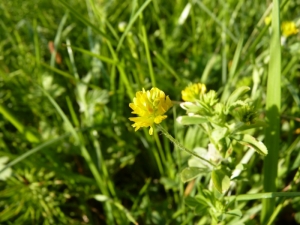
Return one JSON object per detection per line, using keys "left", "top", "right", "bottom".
{"left": 264, "top": 16, "right": 271, "bottom": 26}
{"left": 181, "top": 83, "right": 207, "bottom": 102}
{"left": 281, "top": 21, "right": 299, "bottom": 37}
{"left": 129, "top": 87, "right": 173, "bottom": 135}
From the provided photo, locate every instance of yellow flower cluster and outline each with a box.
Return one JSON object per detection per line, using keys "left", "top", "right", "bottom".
{"left": 264, "top": 16, "right": 299, "bottom": 38}
{"left": 181, "top": 83, "right": 206, "bottom": 102}
{"left": 129, "top": 87, "right": 173, "bottom": 135}
{"left": 281, "top": 21, "right": 299, "bottom": 37}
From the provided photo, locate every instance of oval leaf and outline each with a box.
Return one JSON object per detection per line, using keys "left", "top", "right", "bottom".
{"left": 226, "top": 86, "right": 250, "bottom": 108}
{"left": 231, "top": 134, "right": 268, "bottom": 156}
{"left": 211, "top": 127, "right": 228, "bottom": 143}
{"left": 226, "top": 209, "right": 242, "bottom": 217}
{"left": 185, "top": 196, "right": 199, "bottom": 209}
{"left": 211, "top": 169, "right": 230, "bottom": 193}
{"left": 177, "top": 115, "right": 207, "bottom": 125}
{"left": 181, "top": 167, "right": 211, "bottom": 183}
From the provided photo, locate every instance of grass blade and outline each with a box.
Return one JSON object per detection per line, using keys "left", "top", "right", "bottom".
{"left": 194, "top": 0, "right": 238, "bottom": 44}
{"left": 261, "top": 0, "right": 281, "bottom": 223}
{"left": 226, "top": 192, "right": 300, "bottom": 201}
{"left": 38, "top": 85, "right": 108, "bottom": 193}
{"left": 116, "top": 0, "right": 152, "bottom": 51}
{"left": 140, "top": 13, "right": 156, "bottom": 87}
{"left": 0, "top": 134, "right": 68, "bottom": 174}
{"left": 0, "top": 104, "right": 39, "bottom": 143}
{"left": 58, "top": 0, "right": 116, "bottom": 44}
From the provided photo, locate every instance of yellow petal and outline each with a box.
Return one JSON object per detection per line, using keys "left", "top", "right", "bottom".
{"left": 154, "top": 115, "right": 167, "bottom": 124}
{"left": 149, "top": 127, "right": 153, "bottom": 135}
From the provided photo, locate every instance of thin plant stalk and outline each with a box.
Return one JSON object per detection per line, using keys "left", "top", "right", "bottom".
{"left": 156, "top": 124, "right": 216, "bottom": 167}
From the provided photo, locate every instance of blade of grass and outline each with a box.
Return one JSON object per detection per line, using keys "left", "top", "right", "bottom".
{"left": 220, "top": 37, "right": 243, "bottom": 102}
{"left": 261, "top": 0, "right": 281, "bottom": 223}
{"left": 237, "top": 0, "right": 289, "bottom": 76}
{"left": 221, "top": 21, "right": 227, "bottom": 84}
{"left": 65, "top": 39, "right": 79, "bottom": 79}
{"left": 116, "top": 0, "right": 152, "bottom": 51}
{"left": 140, "top": 12, "right": 156, "bottom": 87}
{"left": 64, "top": 44, "right": 118, "bottom": 65}
{"left": 0, "top": 133, "right": 68, "bottom": 174}
{"left": 0, "top": 104, "right": 39, "bottom": 143}
{"left": 50, "top": 12, "right": 68, "bottom": 68}
{"left": 153, "top": 51, "right": 182, "bottom": 82}
{"left": 38, "top": 85, "right": 109, "bottom": 194}
{"left": 194, "top": 0, "right": 238, "bottom": 44}
{"left": 106, "top": 42, "right": 135, "bottom": 99}
{"left": 201, "top": 54, "right": 219, "bottom": 84}
{"left": 242, "top": 3, "right": 273, "bottom": 54}
{"left": 58, "top": 0, "right": 116, "bottom": 45}
{"left": 66, "top": 96, "right": 80, "bottom": 127}
{"left": 66, "top": 32, "right": 119, "bottom": 222}
{"left": 40, "top": 62, "right": 101, "bottom": 90}
{"left": 226, "top": 192, "right": 300, "bottom": 201}
{"left": 33, "top": 18, "right": 41, "bottom": 84}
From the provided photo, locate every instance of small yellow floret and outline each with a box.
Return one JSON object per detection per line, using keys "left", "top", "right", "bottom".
{"left": 281, "top": 21, "right": 299, "bottom": 37}
{"left": 264, "top": 16, "right": 271, "bottom": 26}
{"left": 181, "top": 83, "right": 207, "bottom": 102}
{"left": 129, "top": 87, "right": 173, "bottom": 135}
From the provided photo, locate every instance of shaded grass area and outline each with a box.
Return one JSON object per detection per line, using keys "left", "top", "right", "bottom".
{"left": 0, "top": 0, "right": 300, "bottom": 224}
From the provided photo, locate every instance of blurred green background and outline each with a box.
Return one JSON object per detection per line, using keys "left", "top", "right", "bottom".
{"left": 1, "top": 0, "right": 300, "bottom": 224}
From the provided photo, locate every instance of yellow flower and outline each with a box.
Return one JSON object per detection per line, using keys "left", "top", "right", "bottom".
{"left": 181, "top": 83, "right": 207, "bottom": 102}
{"left": 281, "top": 21, "right": 299, "bottom": 37}
{"left": 129, "top": 87, "right": 173, "bottom": 135}
{"left": 264, "top": 16, "right": 271, "bottom": 26}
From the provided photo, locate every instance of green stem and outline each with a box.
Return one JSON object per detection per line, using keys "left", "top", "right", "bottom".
{"left": 153, "top": 132, "right": 167, "bottom": 174}
{"left": 151, "top": 129, "right": 164, "bottom": 175}
{"left": 156, "top": 124, "right": 216, "bottom": 167}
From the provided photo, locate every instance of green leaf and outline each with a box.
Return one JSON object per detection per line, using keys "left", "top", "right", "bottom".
{"left": 211, "top": 127, "right": 228, "bottom": 143}
{"left": 226, "top": 86, "right": 250, "bottom": 108}
{"left": 195, "top": 204, "right": 209, "bottom": 215}
{"left": 177, "top": 115, "right": 207, "bottom": 125}
{"left": 226, "top": 209, "right": 242, "bottom": 217}
{"left": 197, "top": 189, "right": 216, "bottom": 205}
{"left": 237, "top": 120, "right": 267, "bottom": 132}
{"left": 231, "top": 134, "right": 268, "bottom": 156}
{"left": 181, "top": 167, "right": 210, "bottom": 183}
{"left": 179, "top": 102, "right": 203, "bottom": 113}
{"left": 160, "top": 177, "right": 179, "bottom": 190}
{"left": 185, "top": 191, "right": 213, "bottom": 212}
{"left": 211, "top": 169, "right": 230, "bottom": 194}
{"left": 184, "top": 196, "right": 199, "bottom": 209}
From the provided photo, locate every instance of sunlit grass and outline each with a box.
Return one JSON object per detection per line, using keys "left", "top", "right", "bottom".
{"left": 0, "top": 0, "right": 300, "bottom": 224}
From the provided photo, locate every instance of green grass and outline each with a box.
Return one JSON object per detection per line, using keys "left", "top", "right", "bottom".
{"left": 261, "top": 0, "right": 281, "bottom": 223}
{"left": 0, "top": 0, "right": 300, "bottom": 224}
